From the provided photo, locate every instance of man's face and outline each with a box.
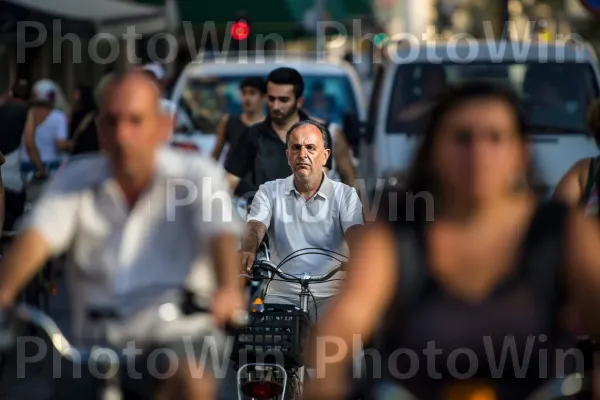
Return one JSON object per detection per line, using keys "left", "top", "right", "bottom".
{"left": 286, "top": 124, "right": 330, "bottom": 181}
{"left": 97, "top": 75, "right": 169, "bottom": 180}
{"left": 267, "top": 82, "right": 303, "bottom": 125}
{"left": 241, "top": 86, "right": 265, "bottom": 114}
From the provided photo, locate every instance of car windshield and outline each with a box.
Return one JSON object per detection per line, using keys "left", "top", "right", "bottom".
{"left": 387, "top": 62, "right": 599, "bottom": 133}
{"left": 175, "top": 74, "right": 359, "bottom": 134}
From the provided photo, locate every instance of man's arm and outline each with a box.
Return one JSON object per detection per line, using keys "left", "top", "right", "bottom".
{"left": 195, "top": 166, "right": 243, "bottom": 290}
{"left": 332, "top": 128, "right": 355, "bottom": 187}
{"left": 54, "top": 111, "right": 72, "bottom": 152}
{"left": 240, "top": 184, "right": 272, "bottom": 270}
{"left": 194, "top": 164, "right": 247, "bottom": 325}
{"left": 24, "top": 109, "right": 46, "bottom": 175}
{"left": 211, "top": 115, "right": 229, "bottom": 160}
{"left": 0, "top": 163, "right": 80, "bottom": 306}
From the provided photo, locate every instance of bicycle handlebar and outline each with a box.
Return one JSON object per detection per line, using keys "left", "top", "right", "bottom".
{"left": 0, "top": 300, "right": 249, "bottom": 367}
{"left": 252, "top": 260, "right": 345, "bottom": 284}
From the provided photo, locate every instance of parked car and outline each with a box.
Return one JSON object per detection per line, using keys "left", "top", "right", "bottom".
{"left": 169, "top": 52, "right": 367, "bottom": 163}
{"left": 362, "top": 40, "right": 600, "bottom": 197}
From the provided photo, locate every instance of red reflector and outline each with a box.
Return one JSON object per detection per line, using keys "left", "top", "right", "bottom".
{"left": 171, "top": 142, "right": 199, "bottom": 151}
{"left": 241, "top": 381, "right": 283, "bottom": 399}
{"left": 231, "top": 21, "right": 250, "bottom": 40}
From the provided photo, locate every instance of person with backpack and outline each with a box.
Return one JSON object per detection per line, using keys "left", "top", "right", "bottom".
{"left": 304, "top": 82, "right": 600, "bottom": 399}
{"left": 554, "top": 98, "right": 600, "bottom": 214}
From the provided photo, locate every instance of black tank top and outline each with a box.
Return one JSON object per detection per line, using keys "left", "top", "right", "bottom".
{"left": 366, "top": 200, "right": 577, "bottom": 399}
{"left": 225, "top": 115, "right": 247, "bottom": 148}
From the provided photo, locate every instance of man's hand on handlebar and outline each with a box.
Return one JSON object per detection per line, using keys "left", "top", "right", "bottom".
{"left": 240, "top": 250, "right": 255, "bottom": 272}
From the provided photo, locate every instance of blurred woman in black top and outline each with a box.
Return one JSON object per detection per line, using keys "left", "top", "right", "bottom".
{"left": 305, "top": 82, "right": 600, "bottom": 399}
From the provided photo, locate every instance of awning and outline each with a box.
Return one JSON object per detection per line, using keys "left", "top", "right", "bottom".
{"left": 1, "top": 0, "right": 168, "bottom": 36}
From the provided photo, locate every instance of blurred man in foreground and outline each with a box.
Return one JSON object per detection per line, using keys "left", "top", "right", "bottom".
{"left": 0, "top": 71, "right": 244, "bottom": 399}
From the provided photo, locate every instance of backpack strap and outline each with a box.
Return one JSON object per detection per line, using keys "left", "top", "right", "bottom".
{"left": 520, "top": 201, "right": 569, "bottom": 330}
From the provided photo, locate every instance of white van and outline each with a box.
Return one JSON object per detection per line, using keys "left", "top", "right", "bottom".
{"left": 361, "top": 41, "right": 600, "bottom": 197}
{"left": 169, "top": 53, "right": 366, "bottom": 162}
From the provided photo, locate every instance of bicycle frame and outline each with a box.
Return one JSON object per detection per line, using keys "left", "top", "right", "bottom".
{"left": 236, "top": 250, "right": 345, "bottom": 400}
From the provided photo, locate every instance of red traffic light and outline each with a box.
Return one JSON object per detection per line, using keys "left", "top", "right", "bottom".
{"left": 231, "top": 20, "right": 250, "bottom": 40}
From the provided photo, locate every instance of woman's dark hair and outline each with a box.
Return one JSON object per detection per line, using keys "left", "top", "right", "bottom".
{"left": 378, "top": 81, "right": 532, "bottom": 224}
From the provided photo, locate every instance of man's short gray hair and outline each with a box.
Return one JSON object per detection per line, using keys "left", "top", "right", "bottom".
{"left": 285, "top": 119, "right": 330, "bottom": 149}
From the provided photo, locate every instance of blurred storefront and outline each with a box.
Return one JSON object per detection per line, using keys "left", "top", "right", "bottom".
{"left": 0, "top": 0, "right": 171, "bottom": 104}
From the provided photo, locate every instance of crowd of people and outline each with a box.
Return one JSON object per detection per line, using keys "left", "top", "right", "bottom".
{"left": 0, "top": 61, "right": 599, "bottom": 400}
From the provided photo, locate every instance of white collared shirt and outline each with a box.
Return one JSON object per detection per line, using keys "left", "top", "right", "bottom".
{"left": 21, "top": 146, "right": 242, "bottom": 344}
{"left": 247, "top": 174, "right": 363, "bottom": 297}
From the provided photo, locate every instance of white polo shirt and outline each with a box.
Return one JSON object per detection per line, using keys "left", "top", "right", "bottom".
{"left": 20, "top": 146, "right": 242, "bottom": 345}
{"left": 247, "top": 173, "right": 363, "bottom": 298}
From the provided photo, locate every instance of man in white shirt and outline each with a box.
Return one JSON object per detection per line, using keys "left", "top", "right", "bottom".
{"left": 0, "top": 71, "right": 244, "bottom": 399}
{"left": 239, "top": 120, "right": 363, "bottom": 321}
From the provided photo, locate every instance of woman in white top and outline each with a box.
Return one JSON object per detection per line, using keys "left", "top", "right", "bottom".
{"left": 20, "top": 80, "right": 71, "bottom": 182}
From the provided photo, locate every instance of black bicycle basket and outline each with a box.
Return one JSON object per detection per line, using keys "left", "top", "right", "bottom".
{"left": 230, "top": 304, "right": 311, "bottom": 368}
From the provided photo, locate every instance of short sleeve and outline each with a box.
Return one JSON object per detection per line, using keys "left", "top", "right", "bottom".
{"left": 224, "top": 126, "right": 257, "bottom": 177}
{"left": 324, "top": 128, "right": 333, "bottom": 169}
{"left": 340, "top": 187, "right": 364, "bottom": 232}
{"left": 247, "top": 184, "right": 272, "bottom": 229}
{"left": 54, "top": 111, "right": 69, "bottom": 141}
{"left": 194, "top": 163, "right": 243, "bottom": 242}
{"left": 19, "top": 164, "right": 81, "bottom": 255}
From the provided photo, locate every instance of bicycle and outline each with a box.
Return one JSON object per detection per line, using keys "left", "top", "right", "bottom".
{"left": 0, "top": 292, "right": 248, "bottom": 399}
{"left": 232, "top": 246, "right": 348, "bottom": 400}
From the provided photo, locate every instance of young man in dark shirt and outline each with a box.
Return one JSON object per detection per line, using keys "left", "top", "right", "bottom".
{"left": 225, "top": 68, "right": 333, "bottom": 200}
{"left": 212, "top": 77, "right": 266, "bottom": 162}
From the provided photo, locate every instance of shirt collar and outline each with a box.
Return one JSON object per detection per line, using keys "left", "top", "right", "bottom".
{"left": 285, "top": 172, "right": 333, "bottom": 200}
